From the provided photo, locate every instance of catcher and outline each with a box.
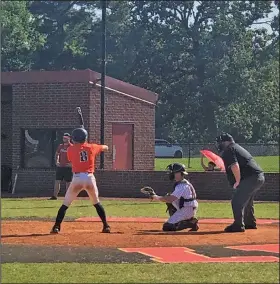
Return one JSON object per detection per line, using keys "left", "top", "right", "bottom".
{"left": 141, "top": 163, "right": 199, "bottom": 231}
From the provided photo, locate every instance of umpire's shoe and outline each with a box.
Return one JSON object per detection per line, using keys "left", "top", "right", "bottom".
{"left": 245, "top": 224, "right": 257, "bottom": 229}
{"left": 50, "top": 224, "right": 60, "bottom": 234}
{"left": 224, "top": 223, "right": 245, "bottom": 233}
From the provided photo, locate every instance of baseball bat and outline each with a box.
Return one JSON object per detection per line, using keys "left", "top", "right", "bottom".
{"left": 12, "top": 166, "right": 19, "bottom": 195}
{"left": 76, "top": 107, "right": 84, "bottom": 128}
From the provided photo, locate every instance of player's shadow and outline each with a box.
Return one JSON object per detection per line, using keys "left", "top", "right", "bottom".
{"left": 135, "top": 230, "right": 225, "bottom": 236}
{"left": 2, "top": 233, "right": 51, "bottom": 238}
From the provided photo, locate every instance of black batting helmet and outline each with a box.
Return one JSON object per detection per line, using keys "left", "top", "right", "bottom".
{"left": 166, "top": 163, "right": 188, "bottom": 180}
{"left": 71, "top": 128, "right": 88, "bottom": 143}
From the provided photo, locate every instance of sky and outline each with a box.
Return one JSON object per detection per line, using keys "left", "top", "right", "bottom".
{"left": 94, "top": 1, "right": 278, "bottom": 34}
{"left": 251, "top": 3, "right": 278, "bottom": 34}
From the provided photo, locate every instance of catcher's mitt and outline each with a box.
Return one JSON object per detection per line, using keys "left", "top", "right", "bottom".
{"left": 140, "top": 186, "right": 156, "bottom": 196}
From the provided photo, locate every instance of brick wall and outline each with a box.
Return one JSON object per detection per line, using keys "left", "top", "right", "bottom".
{"left": 9, "top": 170, "right": 279, "bottom": 201}
{"left": 1, "top": 86, "right": 13, "bottom": 167}
{"left": 11, "top": 82, "right": 91, "bottom": 173}
{"left": 93, "top": 171, "right": 279, "bottom": 201}
{"left": 1, "top": 104, "right": 13, "bottom": 167}
{"left": 90, "top": 87, "right": 155, "bottom": 170}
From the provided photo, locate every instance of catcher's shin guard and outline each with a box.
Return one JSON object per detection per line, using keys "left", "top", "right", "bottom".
{"left": 176, "top": 218, "right": 199, "bottom": 231}
{"left": 188, "top": 217, "right": 199, "bottom": 231}
{"left": 162, "top": 222, "right": 177, "bottom": 231}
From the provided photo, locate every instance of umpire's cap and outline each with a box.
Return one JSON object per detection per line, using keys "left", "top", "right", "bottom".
{"left": 71, "top": 128, "right": 88, "bottom": 143}
{"left": 216, "top": 133, "right": 234, "bottom": 143}
{"left": 166, "top": 163, "right": 188, "bottom": 175}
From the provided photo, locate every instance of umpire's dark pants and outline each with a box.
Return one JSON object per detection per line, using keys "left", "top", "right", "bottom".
{"left": 231, "top": 173, "right": 265, "bottom": 227}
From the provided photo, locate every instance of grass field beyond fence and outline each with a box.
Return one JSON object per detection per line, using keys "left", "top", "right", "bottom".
{"left": 155, "top": 156, "right": 279, "bottom": 172}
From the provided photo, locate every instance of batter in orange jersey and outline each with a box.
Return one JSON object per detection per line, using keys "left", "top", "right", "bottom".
{"left": 67, "top": 142, "right": 103, "bottom": 173}
{"left": 51, "top": 127, "right": 111, "bottom": 234}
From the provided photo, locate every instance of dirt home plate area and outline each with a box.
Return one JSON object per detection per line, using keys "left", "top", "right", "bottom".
{"left": 1, "top": 217, "right": 279, "bottom": 264}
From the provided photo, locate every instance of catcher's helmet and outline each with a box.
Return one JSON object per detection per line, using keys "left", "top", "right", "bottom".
{"left": 71, "top": 128, "right": 88, "bottom": 143}
{"left": 166, "top": 163, "right": 188, "bottom": 180}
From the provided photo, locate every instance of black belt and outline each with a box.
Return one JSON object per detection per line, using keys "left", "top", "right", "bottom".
{"left": 184, "top": 198, "right": 195, "bottom": 202}
{"left": 179, "top": 197, "right": 195, "bottom": 209}
{"left": 74, "top": 172, "right": 93, "bottom": 174}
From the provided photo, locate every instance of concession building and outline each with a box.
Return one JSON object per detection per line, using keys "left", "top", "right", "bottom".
{"left": 1, "top": 69, "right": 158, "bottom": 194}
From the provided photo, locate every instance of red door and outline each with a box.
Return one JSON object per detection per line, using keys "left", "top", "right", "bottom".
{"left": 112, "top": 124, "right": 133, "bottom": 170}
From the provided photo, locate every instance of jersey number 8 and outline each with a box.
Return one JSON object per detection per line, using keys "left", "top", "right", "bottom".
{"left": 80, "top": 151, "right": 88, "bottom": 162}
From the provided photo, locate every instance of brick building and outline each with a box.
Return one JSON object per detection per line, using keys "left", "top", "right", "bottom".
{"left": 1, "top": 69, "right": 158, "bottom": 193}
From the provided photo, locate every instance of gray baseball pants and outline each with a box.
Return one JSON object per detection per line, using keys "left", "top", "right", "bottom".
{"left": 231, "top": 173, "right": 265, "bottom": 227}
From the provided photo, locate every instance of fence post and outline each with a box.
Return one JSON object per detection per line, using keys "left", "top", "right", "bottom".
{"left": 188, "top": 143, "right": 191, "bottom": 168}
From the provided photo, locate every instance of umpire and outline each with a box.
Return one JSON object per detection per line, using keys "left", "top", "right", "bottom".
{"left": 216, "top": 133, "right": 265, "bottom": 232}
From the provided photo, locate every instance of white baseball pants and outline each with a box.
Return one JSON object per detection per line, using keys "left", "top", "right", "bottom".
{"left": 167, "top": 201, "right": 198, "bottom": 224}
{"left": 63, "top": 173, "right": 99, "bottom": 207}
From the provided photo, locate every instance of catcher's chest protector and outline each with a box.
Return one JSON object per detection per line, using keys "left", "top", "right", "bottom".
{"left": 174, "top": 180, "right": 196, "bottom": 209}
{"left": 173, "top": 179, "right": 188, "bottom": 190}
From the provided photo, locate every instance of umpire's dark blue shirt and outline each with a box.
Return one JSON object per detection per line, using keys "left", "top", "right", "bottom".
{"left": 221, "top": 143, "right": 263, "bottom": 186}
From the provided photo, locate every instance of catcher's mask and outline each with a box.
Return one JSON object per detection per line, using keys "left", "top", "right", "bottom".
{"left": 166, "top": 163, "right": 188, "bottom": 181}
{"left": 215, "top": 133, "right": 234, "bottom": 152}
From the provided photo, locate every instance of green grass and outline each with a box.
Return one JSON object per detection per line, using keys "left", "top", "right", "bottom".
{"left": 1, "top": 198, "right": 279, "bottom": 219}
{"left": 2, "top": 199, "right": 279, "bottom": 284}
{"left": 155, "top": 156, "right": 280, "bottom": 172}
{"left": 2, "top": 263, "right": 279, "bottom": 283}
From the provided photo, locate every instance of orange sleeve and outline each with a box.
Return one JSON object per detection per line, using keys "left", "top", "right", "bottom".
{"left": 92, "top": 144, "right": 103, "bottom": 154}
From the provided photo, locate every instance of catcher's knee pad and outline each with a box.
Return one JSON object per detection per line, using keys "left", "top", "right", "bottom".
{"left": 162, "top": 222, "right": 177, "bottom": 231}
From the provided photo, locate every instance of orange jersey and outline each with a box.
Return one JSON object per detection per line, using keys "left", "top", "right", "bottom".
{"left": 67, "top": 143, "right": 103, "bottom": 173}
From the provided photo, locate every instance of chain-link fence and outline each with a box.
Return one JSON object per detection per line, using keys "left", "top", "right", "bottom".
{"left": 159, "top": 143, "right": 279, "bottom": 168}
{"left": 175, "top": 143, "right": 279, "bottom": 159}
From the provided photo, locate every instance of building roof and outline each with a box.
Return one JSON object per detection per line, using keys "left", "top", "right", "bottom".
{"left": 1, "top": 69, "right": 158, "bottom": 105}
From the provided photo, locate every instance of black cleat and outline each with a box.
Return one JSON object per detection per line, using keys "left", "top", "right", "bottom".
{"left": 49, "top": 196, "right": 57, "bottom": 200}
{"left": 102, "top": 225, "right": 111, "bottom": 233}
{"left": 224, "top": 224, "right": 245, "bottom": 233}
{"left": 50, "top": 224, "right": 60, "bottom": 234}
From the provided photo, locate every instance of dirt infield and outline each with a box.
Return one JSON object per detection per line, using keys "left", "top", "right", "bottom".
{"left": 2, "top": 220, "right": 279, "bottom": 248}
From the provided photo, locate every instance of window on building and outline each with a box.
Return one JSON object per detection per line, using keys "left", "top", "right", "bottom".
{"left": 21, "top": 129, "right": 73, "bottom": 168}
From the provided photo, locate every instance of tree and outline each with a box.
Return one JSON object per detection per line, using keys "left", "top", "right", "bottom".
{"left": 1, "top": 1, "right": 44, "bottom": 71}
{"left": 3, "top": 0, "right": 278, "bottom": 143}
{"left": 112, "top": 1, "right": 278, "bottom": 142}
{"left": 28, "top": 1, "right": 100, "bottom": 70}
